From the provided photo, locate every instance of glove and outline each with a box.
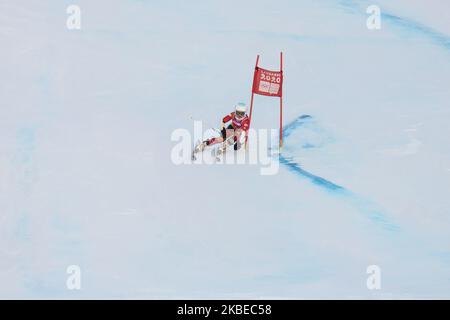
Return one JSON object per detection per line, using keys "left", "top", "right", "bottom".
{"left": 220, "top": 122, "right": 225, "bottom": 130}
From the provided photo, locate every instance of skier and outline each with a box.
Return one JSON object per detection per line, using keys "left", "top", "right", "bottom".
{"left": 193, "top": 102, "right": 250, "bottom": 158}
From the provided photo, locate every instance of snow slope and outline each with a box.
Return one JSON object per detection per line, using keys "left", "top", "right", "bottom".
{"left": 1, "top": 0, "right": 450, "bottom": 298}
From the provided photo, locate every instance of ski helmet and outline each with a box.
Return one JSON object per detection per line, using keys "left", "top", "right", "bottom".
{"left": 235, "top": 102, "right": 246, "bottom": 118}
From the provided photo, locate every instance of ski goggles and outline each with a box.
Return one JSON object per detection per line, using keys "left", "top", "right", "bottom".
{"left": 236, "top": 111, "right": 245, "bottom": 118}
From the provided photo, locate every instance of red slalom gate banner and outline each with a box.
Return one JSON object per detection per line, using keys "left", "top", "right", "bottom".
{"left": 252, "top": 67, "right": 283, "bottom": 97}
{"left": 247, "top": 52, "right": 284, "bottom": 149}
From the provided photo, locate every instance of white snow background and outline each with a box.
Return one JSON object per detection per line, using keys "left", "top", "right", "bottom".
{"left": 1, "top": 0, "right": 450, "bottom": 298}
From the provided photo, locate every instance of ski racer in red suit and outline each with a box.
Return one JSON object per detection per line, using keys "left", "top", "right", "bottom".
{"left": 203, "top": 102, "right": 249, "bottom": 151}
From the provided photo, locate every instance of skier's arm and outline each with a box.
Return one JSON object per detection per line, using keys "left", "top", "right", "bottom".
{"left": 241, "top": 118, "right": 249, "bottom": 132}
{"left": 234, "top": 118, "right": 250, "bottom": 148}
{"left": 235, "top": 117, "right": 250, "bottom": 134}
{"left": 221, "top": 113, "right": 233, "bottom": 129}
{"left": 222, "top": 113, "right": 233, "bottom": 124}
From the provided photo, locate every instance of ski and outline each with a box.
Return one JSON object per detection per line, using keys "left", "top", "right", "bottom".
{"left": 191, "top": 140, "right": 206, "bottom": 161}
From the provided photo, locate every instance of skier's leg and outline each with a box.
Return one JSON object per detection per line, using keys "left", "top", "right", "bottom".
{"left": 215, "top": 126, "right": 235, "bottom": 159}
{"left": 233, "top": 130, "right": 243, "bottom": 150}
{"left": 205, "top": 126, "right": 233, "bottom": 146}
{"left": 205, "top": 136, "right": 223, "bottom": 146}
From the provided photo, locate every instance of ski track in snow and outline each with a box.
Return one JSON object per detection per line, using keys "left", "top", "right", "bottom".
{"left": 338, "top": 0, "right": 450, "bottom": 50}
{"left": 279, "top": 112, "right": 450, "bottom": 279}
{"left": 382, "top": 13, "right": 450, "bottom": 50}
{"left": 280, "top": 115, "right": 400, "bottom": 232}
{"left": 277, "top": 0, "right": 450, "bottom": 233}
